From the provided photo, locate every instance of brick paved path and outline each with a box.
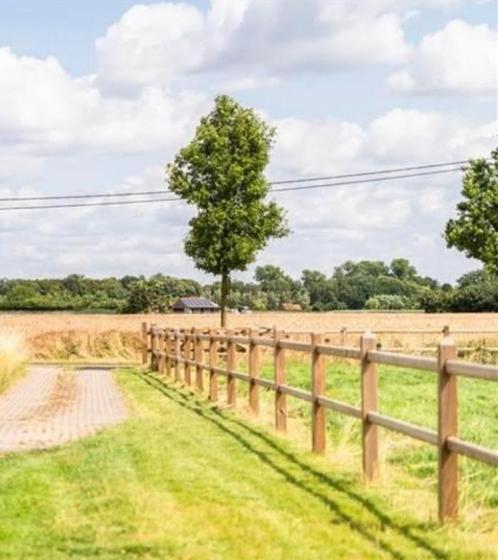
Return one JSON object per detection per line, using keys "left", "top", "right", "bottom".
{"left": 0, "top": 367, "right": 127, "bottom": 453}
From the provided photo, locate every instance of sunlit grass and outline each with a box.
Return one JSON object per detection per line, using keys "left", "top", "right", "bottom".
{"left": 0, "top": 370, "right": 496, "bottom": 559}
{"left": 224, "top": 352, "right": 498, "bottom": 529}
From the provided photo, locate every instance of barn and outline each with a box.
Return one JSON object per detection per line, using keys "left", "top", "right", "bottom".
{"left": 171, "top": 297, "right": 220, "bottom": 314}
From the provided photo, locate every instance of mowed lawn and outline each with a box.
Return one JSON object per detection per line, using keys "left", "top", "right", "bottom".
{"left": 0, "top": 370, "right": 496, "bottom": 559}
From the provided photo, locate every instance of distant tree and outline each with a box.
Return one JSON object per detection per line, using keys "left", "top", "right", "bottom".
{"left": 301, "top": 270, "right": 342, "bottom": 310}
{"left": 390, "top": 258, "right": 417, "bottom": 280}
{"left": 445, "top": 149, "right": 498, "bottom": 274}
{"left": 449, "top": 269, "right": 498, "bottom": 312}
{"left": 167, "top": 95, "right": 288, "bottom": 326}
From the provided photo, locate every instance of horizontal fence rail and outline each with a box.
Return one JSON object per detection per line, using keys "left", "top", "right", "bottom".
{"left": 141, "top": 322, "right": 498, "bottom": 524}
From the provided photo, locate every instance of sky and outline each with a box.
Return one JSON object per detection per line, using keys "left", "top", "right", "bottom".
{"left": 0, "top": 0, "right": 496, "bottom": 284}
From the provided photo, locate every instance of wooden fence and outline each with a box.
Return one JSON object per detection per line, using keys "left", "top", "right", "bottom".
{"left": 141, "top": 322, "right": 498, "bottom": 524}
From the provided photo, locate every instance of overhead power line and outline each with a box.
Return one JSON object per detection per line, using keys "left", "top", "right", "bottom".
{"left": 0, "top": 197, "right": 181, "bottom": 212}
{"left": 0, "top": 190, "right": 170, "bottom": 203}
{"left": 272, "top": 167, "right": 462, "bottom": 193}
{"left": 269, "top": 159, "right": 469, "bottom": 186}
{"left": 0, "top": 166, "right": 465, "bottom": 212}
{"left": 0, "top": 158, "right": 472, "bottom": 204}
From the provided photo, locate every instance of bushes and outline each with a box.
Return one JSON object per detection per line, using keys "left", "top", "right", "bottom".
{"left": 364, "top": 294, "right": 416, "bottom": 310}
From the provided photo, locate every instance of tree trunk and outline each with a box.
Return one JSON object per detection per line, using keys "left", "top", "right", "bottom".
{"left": 220, "top": 271, "right": 230, "bottom": 327}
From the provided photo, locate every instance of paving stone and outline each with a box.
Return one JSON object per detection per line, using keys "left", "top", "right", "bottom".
{"left": 0, "top": 367, "right": 127, "bottom": 453}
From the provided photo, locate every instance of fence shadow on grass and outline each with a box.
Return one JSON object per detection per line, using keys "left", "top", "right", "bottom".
{"left": 134, "top": 371, "right": 448, "bottom": 560}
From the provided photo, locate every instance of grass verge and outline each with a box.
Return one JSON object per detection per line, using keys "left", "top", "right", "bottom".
{"left": 0, "top": 369, "right": 496, "bottom": 559}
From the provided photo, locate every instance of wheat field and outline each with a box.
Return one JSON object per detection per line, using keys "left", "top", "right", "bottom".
{"left": 0, "top": 311, "right": 496, "bottom": 361}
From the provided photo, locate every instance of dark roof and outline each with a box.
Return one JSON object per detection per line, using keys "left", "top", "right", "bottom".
{"left": 171, "top": 297, "right": 219, "bottom": 309}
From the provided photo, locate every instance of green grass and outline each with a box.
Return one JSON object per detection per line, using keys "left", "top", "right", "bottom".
{"left": 243, "top": 356, "right": 498, "bottom": 516}
{"left": 0, "top": 369, "right": 496, "bottom": 559}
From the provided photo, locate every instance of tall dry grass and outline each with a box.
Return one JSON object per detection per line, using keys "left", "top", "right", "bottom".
{"left": 0, "top": 330, "right": 28, "bottom": 394}
{"left": 0, "top": 311, "right": 496, "bottom": 362}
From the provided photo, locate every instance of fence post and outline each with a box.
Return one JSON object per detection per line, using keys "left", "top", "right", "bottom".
{"left": 275, "top": 329, "right": 287, "bottom": 432}
{"left": 249, "top": 328, "right": 260, "bottom": 415}
{"left": 184, "top": 328, "right": 193, "bottom": 386}
{"left": 174, "top": 329, "right": 181, "bottom": 382}
{"left": 141, "top": 322, "right": 148, "bottom": 365}
{"left": 437, "top": 337, "right": 459, "bottom": 523}
{"left": 226, "top": 330, "right": 236, "bottom": 407}
{"left": 164, "top": 329, "right": 171, "bottom": 376}
{"left": 311, "top": 333, "right": 326, "bottom": 454}
{"left": 150, "top": 323, "right": 157, "bottom": 371}
{"left": 195, "top": 328, "right": 204, "bottom": 391}
{"left": 360, "top": 332, "right": 378, "bottom": 482}
{"left": 158, "top": 329, "right": 165, "bottom": 375}
{"left": 341, "top": 327, "right": 347, "bottom": 347}
{"left": 209, "top": 329, "right": 218, "bottom": 401}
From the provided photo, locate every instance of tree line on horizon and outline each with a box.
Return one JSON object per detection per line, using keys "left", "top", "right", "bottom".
{"left": 0, "top": 258, "right": 496, "bottom": 314}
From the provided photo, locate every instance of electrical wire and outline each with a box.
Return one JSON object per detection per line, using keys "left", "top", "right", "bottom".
{"left": 0, "top": 197, "right": 181, "bottom": 212}
{"left": 272, "top": 167, "right": 463, "bottom": 193}
{"left": 0, "top": 166, "right": 465, "bottom": 212}
{"left": 0, "top": 158, "right": 474, "bottom": 204}
{"left": 269, "top": 159, "right": 470, "bottom": 186}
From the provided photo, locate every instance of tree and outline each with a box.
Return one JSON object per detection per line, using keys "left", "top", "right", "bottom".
{"left": 445, "top": 149, "right": 498, "bottom": 274}
{"left": 390, "top": 258, "right": 417, "bottom": 280}
{"left": 167, "top": 95, "right": 288, "bottom": 326}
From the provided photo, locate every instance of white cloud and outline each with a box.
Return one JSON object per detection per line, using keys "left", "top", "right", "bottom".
{"left": 0, "top": 47, "right": 208, "bottom": 157}
{"left": 0, "top": 1, "right": 495, "bottom": 283}
{"left": 95, "top": 0, "right": 411, "bottom": 92}
{"left": 366, "top": 109, "right": 496, "bottom": 161}
{"left": 388, "top": 19, "right": 498, "bottom": 95}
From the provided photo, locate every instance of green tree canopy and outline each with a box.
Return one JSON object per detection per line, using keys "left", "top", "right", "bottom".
{"left": 445, "top": 149, "right": 498, "bottom": 274}
{"left": 167, "top": 95, "right": 289, "bottom": 325}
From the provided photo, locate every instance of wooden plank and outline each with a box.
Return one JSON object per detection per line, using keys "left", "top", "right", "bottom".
{"left": 274, "top": 330, "right": 287, "bottom": 432}
{"left": 212, "top": 366, "right": 228, "bottom": 376}
{"left": 253, "top": 377, "right": 276, "bottom": 390}
{"left": 317, "top": 396, "right": 361, "bottom": 419}
{"left": 361, "top": 333, "right": 378, "bottom": 482}
{"left": 368, "top": 412, "right": 437, "bottom": 445}
{"left": 438, "top": 337, "right": 459, "bottom": 523}
{"left": 230, "top": 371, "right": 250, "bottom": 382}
{"left": 280, "top": 385, "right": 313, "bottom": 403}
{"left": 209, "top": 330, "right": 218, "bottom": 402}
{"left": 446, "top": 437, "right": 498, "bottom": 467}
{"left": 316, "top": 345, "right": 361, "bottom": 360}
{"left": 227, "top": 330, "right": 237, "bottom": 407}
{"left": 249, "top": 328, "right": 260, "bottom": 415}
{"left": 311, "top": 333, "right": 326, "bottom": 454}
{"left": 231, "top": 336, "right": 250, "bottom": 345}
{"left": 195, "top": 329, "right": 204, "bottom": 391}
{"left": 368, "top": 351, "right": 438, "bottom": 372}
{"left": 446, "top": 360, "right": 498, "bottom": 381}
{"left": 278, "top": 340, "right": 312, "bottom": 353}
{"left": 141, "top": 322, "right": 148, "bottom": 365}
{"left": 254, "top": 337, "right": 275, "bottom": 348}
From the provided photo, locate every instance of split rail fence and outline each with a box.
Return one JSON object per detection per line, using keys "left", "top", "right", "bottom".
{"left": 141, "top": 322, "right": 498, "bottom": 524}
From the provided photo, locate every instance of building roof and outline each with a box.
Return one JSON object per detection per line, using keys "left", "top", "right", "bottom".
{"left": 171, "top": 297, "right": 220, "bottom": 309}
{"left": 282, "top": 303, "right": 302, "bottom": 311}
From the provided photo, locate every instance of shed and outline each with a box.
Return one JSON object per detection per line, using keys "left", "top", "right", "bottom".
{"left": 281, "top": 303, "right": 302, "bottom": 311}
{"left": 171, "top": 297, "right": 220, "bottom": 314}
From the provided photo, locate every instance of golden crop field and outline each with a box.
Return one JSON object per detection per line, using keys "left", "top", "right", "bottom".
{"left": 0, "top": 311, "right": 496, "bottom": 361}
